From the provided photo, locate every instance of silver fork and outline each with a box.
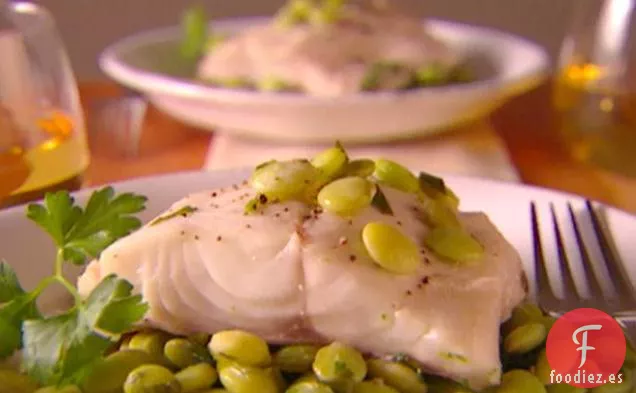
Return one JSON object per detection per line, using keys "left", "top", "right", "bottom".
{"left": 530, "top": 200, "right": 636, "bottom": 346}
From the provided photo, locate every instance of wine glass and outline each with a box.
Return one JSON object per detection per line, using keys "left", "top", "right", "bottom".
{"left": 0, "top": 1, "right": 89, "bottom": 208}
{"left": 554, "top": 0, "right": 636, "bottom": 178}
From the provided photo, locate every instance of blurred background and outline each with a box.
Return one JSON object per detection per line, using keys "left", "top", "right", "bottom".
{"left": 31, "top": 0, "right": 574, "bottom": 80}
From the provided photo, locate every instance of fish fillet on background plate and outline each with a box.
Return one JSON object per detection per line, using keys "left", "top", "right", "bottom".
{"left": 77, "top": 160, "right": 527, "bottom": 390}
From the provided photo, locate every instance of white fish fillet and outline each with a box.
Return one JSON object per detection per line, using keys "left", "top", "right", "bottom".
{"left": 77, "top": 183, "right": 527, "bottom": 390}
{"left": 196, "top": 3, "right": 461, "bottom": 96}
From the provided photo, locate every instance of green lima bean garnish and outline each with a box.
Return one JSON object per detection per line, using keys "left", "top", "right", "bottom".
{"left": 275, "top": 344, "right": 320, "bottom": 373}
{"left": 175, "top": 363, "right": 218, "bottom": 392}
{"left": 423, "top": 227, "right": 484, "bottom": 262}
{"left": 362, "top": 222, "right": 421, "bottom": 274}
{"left": 313, "top": 342, "right": 367, "bottom": 383}
{"left": 503, "top": 323, "right": 547, "bottom": 354}
{"left": 123, "top": 364, "right": 181, "bottom": 393}
{"left": 219, "top": 363, "right": 279, "bottom": 393}
{"left": 318, "top": 177, "right": 377, "bottom": 217}
{"left": 366, "top": 359, "right": 427, "bottom": 393}
{"left": 209, "top": 330, "right": 272, "bottom": 367}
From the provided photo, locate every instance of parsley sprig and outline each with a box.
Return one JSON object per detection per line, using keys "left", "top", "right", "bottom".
{"left": 0, "top": 186, "right": 149, "bottom": 387}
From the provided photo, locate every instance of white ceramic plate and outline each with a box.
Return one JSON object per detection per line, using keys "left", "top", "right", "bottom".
{"left": 2, "top": 170, "right": 635, "bottom": 313}
{"left": 99, "top": 17, "right": 549, "bottom": 143}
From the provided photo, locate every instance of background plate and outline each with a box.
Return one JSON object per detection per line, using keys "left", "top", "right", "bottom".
{"left": 100, "top": 17, "right": 549, "bottom": 143}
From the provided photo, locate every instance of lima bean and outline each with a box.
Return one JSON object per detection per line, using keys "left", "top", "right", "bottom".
{"left": 373, "top": 159, "right": 419, "bottom": 193}
{"left": 345, "top": 160, "right": 375, "bottom": 178}
{"left": 128, "top": 332, "right": 170, "bottom": 359}
{"left": 497, "top": 370, "right": 546, "bottom": 393}
{"left": 165, "top": 339, "right": 199, "bottom": 369}
{"left": 353, "top": 380, "right": 400, "bottom": 393}
{"left": 0, "top": 369, "right": 38, "bottom": 393}
{"left": 250, "top": 160, "right": 319, "bottom": 202}
{"left": 504, "top": 323, "right": 547, "bottom": 354}
{"left": 219, "top": 363, "right": 279, "bottom": 393}
{"left": 209, "top": 330, "right": 272, "bottom": 367}
{"left": 541, "top": 315, "right": 557, "bottom": 333}
{"left": 124, "top": 364, "right": 181, "bottom": 393}
{"left": 366, "top": 359, "right": 427, "bottom": 393}
{"left": 414, "top": 64, "right": 449, "bottom": 86}
{"left": 82, "top": 349, "right": 166, "bottom": 393}
{"left": 188, "top": 333, "right": 211, "bottom": 347}
{"left": 318, "top": 177, "right": 376, "bottom": 216}
{"left": 275, "top": 0, "right": 313, "bottom": 26}
{"left": 267, "top": 367, "right": 288, "bottom": 392}
{"left": 259, "top": 78, "right": 298, "bottom": 92}
{"left": 176, "top": 363, "right": 218, "bottom": 393}
{"left": 362, "top": 222, "right": 420, "bottom": 274}
{"left": 423, "top": 227, "right": 484, "bottom": 262}
{"left": 504, "top": 303, "right": 544, "bottom": 334}
{"left": 313, "top": 342, "right": 367, "bottom": 383}
{"left": 287, "top": 379, "right": 334, "bottom": 393}
{"left": 534, "top": 349, "right": 552, "bottom": 385}
{"left": 274, "top": 344, "right": 319, "bottom": 373}
{"left": 418, "top": 197, "right": 460, "bottom": 229}
{"left": 312, "top": 144, "right": 348, "bottom": 180}
{"left": 214, "top": 354, "right": 234, "bottom": 372}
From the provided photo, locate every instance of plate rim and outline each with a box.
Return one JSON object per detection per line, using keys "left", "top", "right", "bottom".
{"left": 98, "top": 16, "right": 550, "bottom": 107}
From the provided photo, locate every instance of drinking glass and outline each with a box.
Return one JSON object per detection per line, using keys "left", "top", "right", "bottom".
{"left": 554, "top": 0, "right": 636, "bottom": 178}
{"left": 0, "top": 1, "right": 89, "bottom": 208}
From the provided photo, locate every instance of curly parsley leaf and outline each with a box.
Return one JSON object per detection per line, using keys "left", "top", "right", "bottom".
{"left": 26, "top": 187, "right": 147, "bottom": 265}
{"left": 22, "top": 274, "right": 148, "bottom": 386}
{"left": 0, "top": 261, "right": 40, "bottom": 359}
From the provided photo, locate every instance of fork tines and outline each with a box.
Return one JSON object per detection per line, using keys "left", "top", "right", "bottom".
{"left": 530, "top": 200, "right": 636, "bottom": 314}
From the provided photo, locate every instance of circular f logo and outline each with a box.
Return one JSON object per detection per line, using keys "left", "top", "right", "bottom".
{"left": 546, "top": 308, "right": 626, "bottom": 388}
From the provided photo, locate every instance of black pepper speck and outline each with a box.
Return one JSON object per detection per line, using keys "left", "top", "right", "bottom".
{"left": 397, "top": 220, "right": 403, "bottom": 226}
{"left": 233, "top": 184, "right": 239, "bottom": 190}
{"left": 211, "top": 192, "right": 218, "bottom": 197}
{"left": 246, "top": 224, "right": 252, "bottom": 229}
{"left": 259, "top": 194, "right": 268, "bottom": 204}
{"left": 421, "top": 276, "right": 429, "bottom": 284}
{"left": 217, "top": 236, "right": 222, "bottom": 241}
{"left": 275, "top": 213, "right": 281, "bottom": 218}
{"left": 180, "top": 231, "right": 185, "bottom": 236}
{"left": 284, "top": 207, "right": 289, "bottom": 212}
{"left": 195, "top": 235, "right": 200, "bottom": 240}
{"left": 349, "top": 255, "right": 357, "bottom": 262}
{"left": 406, "top": 290, "right": 412, "bottom": 296}
{"left": 347, "top": 220, "right": 353, "bottom": 226}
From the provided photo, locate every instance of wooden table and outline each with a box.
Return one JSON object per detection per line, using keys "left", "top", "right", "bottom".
{"left": 78, "top": 81, "right": 636, "bottom": 214}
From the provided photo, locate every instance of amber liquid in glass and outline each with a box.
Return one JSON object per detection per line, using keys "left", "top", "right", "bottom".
{"left": 0, "top": 110, "right": 89, "bottom": 208}
{"left": 553, "top": 63, "right": 636, "bottom": 178}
